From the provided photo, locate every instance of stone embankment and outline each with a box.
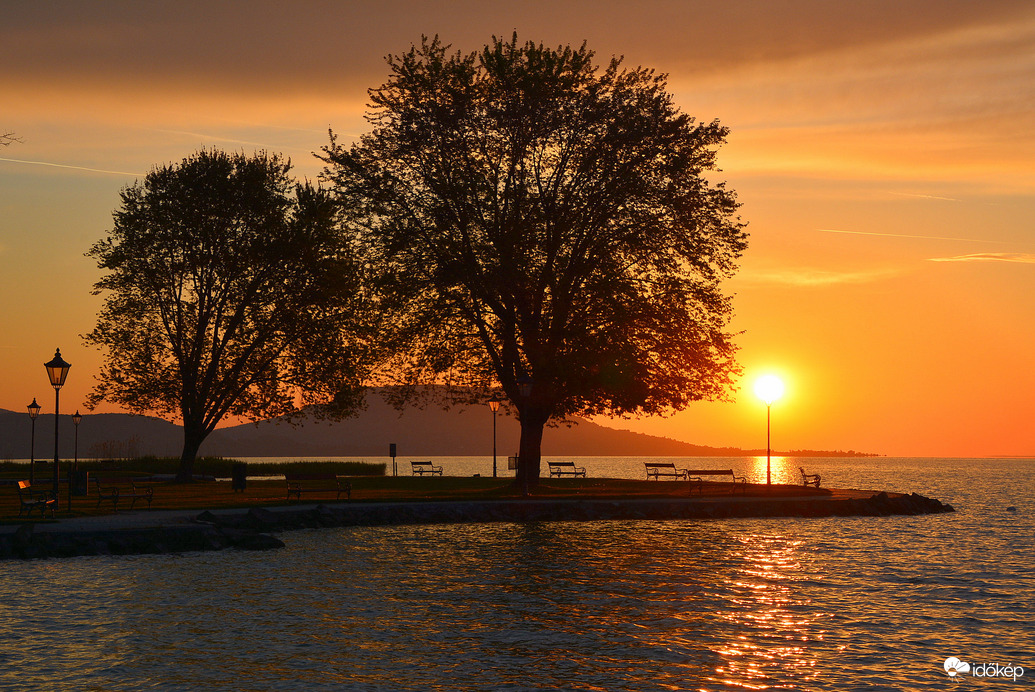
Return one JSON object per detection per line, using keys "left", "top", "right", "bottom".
{"left": 1, "top": 491, "right": 953, "bottom": 561}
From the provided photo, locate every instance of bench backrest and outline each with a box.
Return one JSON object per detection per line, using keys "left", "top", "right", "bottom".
{"left": 411, "top": 461, "right": 435, "bottom": 467}
{"left": 549, "top": 461, "right": 577, "bottom": 467}
{"left": 644, "top": 462, "right": 677, "bottom": 469}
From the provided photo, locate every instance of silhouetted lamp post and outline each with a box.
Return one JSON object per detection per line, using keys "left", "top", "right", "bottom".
{"left": 488, "top": 395, "right": 501, "bottom": 478}
{"left": 71, "top": 409, "right": 83, "bottom": 508}
{"left": 27, "top": 398, "right": 41, "bottom": 483}
{"left": 754, "top": 375, "right": 784, "bottom": 487}
{"left": 44, "top": 349, "right": 71, "bottom": 502}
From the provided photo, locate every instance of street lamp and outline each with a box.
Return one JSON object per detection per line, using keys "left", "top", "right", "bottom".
{"left": 488, "top": 395, "right": 501, "bottom": 478}
{"left": 27, "top": 398, "right": 41, "bottom": 483}
{"left": 754, "top": 375, "right": 784, "bottom": 487}
{"left": 71, "top": 409, "right": 83, "bottom": 508}
{"left": 44, "top": 349, "right": 71, "bottom": 502}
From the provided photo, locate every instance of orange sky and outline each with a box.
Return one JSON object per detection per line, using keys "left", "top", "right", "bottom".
{"left": 2, "top": 1, "right": 1033, "bottom": 457}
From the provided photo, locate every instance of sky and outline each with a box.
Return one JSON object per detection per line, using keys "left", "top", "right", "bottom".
{"left": 2, "top": 0, "right": 1033, "bottom": 457}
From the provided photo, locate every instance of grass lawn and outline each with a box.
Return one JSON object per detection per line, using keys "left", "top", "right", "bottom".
{"left": 1, "top": 462, "right": 830, "bottom": 524}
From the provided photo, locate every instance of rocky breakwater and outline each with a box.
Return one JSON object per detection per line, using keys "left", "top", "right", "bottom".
{"left": 1, "top": 491, "right": 953, "bottom": 561}
{"left": 0, "top": 519, "right": 285, "bottom": 561}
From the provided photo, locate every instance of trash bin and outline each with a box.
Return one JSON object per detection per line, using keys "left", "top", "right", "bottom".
{"left": 231, "top": 462, "right": 248, "bottom": 492}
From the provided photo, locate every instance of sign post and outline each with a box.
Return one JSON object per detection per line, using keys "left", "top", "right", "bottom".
{"left": 389, "top": 443, "right": 397, "bottom": 477}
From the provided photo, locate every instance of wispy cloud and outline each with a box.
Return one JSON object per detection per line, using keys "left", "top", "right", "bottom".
{"left": 152, "top": 129, "right": 274, "bottom": 148}
{"left": 819, "top": 228, "right": 1003, "bottom": 244}
{"left": 886, "top": 191, "right": 959, "bottom": 202}
{"left": 740, "top": 267, "right": 901, "bottom": 286}
{"left": 0, "top": 156, "right": 143, "bottom": 177}
{"left": 929, "top": 253, "right": 1035, "bottom": 264}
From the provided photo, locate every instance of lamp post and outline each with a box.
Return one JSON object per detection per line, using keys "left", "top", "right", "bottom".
{"left": 754, "top": 375, "right": 784, "bottom": 487}
{"left": 27, "top": 398, "right": 41, "bottom": 483}
{"left": 71, "top": 409, "right": 82, "bottom": 508}
{"left": 44, "top": 349, "right": 71, "bottom": 503}
{"left": 488, "top": 395, "right": 501, "bottom": 478}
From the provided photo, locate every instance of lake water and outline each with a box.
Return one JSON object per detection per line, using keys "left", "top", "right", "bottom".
{"left": 1, "top": 457, "right": 1032, "bottom": 690}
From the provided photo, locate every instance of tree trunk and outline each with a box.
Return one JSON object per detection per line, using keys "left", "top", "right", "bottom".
{"left": 176, "top": 425, "right": 206, "bottom": 483}
{"left": 516, "top": 406, "right": 549, "bottom": 493}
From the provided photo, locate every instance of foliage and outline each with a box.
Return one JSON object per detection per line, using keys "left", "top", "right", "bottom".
{"left": 321, "top": 35, "right": 747, "bottom": 485}
{"left": 85, "top": 149, "right": 373, "bottom": 481}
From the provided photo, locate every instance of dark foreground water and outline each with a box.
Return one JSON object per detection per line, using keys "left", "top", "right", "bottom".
{"left": 1, "top": 457, "right": 1032, "bottom": 690}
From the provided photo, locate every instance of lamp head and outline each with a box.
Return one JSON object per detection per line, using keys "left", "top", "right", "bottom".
{"left": 73, "top": 410, "right": 83, "bottom": 426}
{"left": 488, "top": 394, "right": 501, "bottom": 413}
{"left": 517, "top": 375, "right": 533, "bottom": 399}
{"left": 44, "top": 349, "right": 71, "bottom": 389}
{"left": 27, "top": 398, "right": 41, "bottom": 419}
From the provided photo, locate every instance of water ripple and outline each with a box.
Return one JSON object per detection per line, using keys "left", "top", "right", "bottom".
{"left": 1, "top": 458, "right": 1032, "bottom": 690}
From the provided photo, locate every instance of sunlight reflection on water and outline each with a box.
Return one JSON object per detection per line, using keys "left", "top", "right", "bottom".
{"left": 0, "top": 458, "right": 1032, "bottom": 690}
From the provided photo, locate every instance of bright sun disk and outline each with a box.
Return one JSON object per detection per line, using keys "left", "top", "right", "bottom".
{"left": 754, "top": 374, "right": 785, "bottom": 405}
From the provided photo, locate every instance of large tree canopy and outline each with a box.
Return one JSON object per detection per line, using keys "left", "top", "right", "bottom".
{"left": 86, "top": 149, "right": 370, "bottom": 480}
{"left": 322, "top": 35, "right": 748, "bottom": 488}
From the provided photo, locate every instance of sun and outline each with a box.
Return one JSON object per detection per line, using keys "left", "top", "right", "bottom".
{"left": 754, "top": 374, "right": 785, "bottom": 405}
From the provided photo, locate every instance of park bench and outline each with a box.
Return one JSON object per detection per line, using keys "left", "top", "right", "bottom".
{"left": 93, "top": 477, "right": 155, "bottom": 511}
{"left": 411, "top": 461, "right": 443, "bottom": 476}
{"left": 644, "top": 462, "right": 689, "bottom": 480}
{"left": 548, "top": 461, "right": 586, "bottom": 478}
{"left": 799, "top": 467, "right": 821, "bottom": 488}
{"left": 284, "top": 473, "right": 351, "bottom": 501}
{"left": 686, "top": 469, "right": 748, "bottom": 495}
{"left": 17, "top": 480, "right": 57, "bottom": 518}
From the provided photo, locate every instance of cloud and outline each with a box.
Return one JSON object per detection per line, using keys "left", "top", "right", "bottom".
{"left": 739, "top": 267, "right": 901, "bottom": 286}
{"left": 885, "top": 191, "right": 960, "bottom": 202}
{"left": 0, "top": 156, "right": 143, "bottom": 177}
{"left": 819, "top": 229, "right": 1003, "bottom": 244}
{"left": 928, "top": 253, "right": 1035, "bottom": 264}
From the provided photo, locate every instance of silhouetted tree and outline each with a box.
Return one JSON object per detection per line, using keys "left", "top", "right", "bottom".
{"left": 86, "top": 149, "right": 371, "bottom": 481}
{"left": 1, "top": 131, "right": 19, "bottom": 146}
{"left": 322, "top": 35, "right": 747, "bottom": 488}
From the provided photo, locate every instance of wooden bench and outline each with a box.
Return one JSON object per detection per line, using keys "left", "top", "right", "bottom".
{"left": 645, "top": 462, "right": 688, "bottom": 480}
{"left": 799, "top": 467, "right": 821, "bottom": 488}
{"left": 686, "top": 469, "right": 747, "bottom": 495}
{"left": 284, "top": 473, "right": 351, "bottom": 501}
{"left": 410, "top": 461, "right": 442, "bottom": 476}
{"left": 548, "top": 461, "right": 586, "bottom": 477}
{"left": 93, "top": 477, "right": 155, "bottom": 511}
{"left": 17, "top": 480, "right": 57, "bottom": 518}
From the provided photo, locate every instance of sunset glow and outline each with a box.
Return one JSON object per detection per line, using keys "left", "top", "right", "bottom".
{"left": 1, "top": 2, "right": 1033, "bottom": 456}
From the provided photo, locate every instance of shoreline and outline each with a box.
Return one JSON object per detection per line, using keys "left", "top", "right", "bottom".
{"left": 1, "top": 489, "right": 954, "bottom": 561}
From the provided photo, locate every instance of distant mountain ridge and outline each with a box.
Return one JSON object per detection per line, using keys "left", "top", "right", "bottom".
{"left": 0, "top": 397, "right": 876, "bottom": 459}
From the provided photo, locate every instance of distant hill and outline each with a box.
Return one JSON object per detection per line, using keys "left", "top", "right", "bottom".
{"left": 0, "top": 396, "right": 876, "bottom": 459}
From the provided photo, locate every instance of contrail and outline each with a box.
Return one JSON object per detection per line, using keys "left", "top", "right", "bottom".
{"left": 818, "top": 228, "right": 1002, "bottom": 244}
{"left": 152, "top": 129, "right": 273, "bottom": 148}
{"left": 885, "top": 191, "right": 959, "bottom": 202}
{"left": 929, "top": 253, "right": 1035, "bottom": 264}
{"left": 0, "top": 157, "right": 143, "bottom": 177}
